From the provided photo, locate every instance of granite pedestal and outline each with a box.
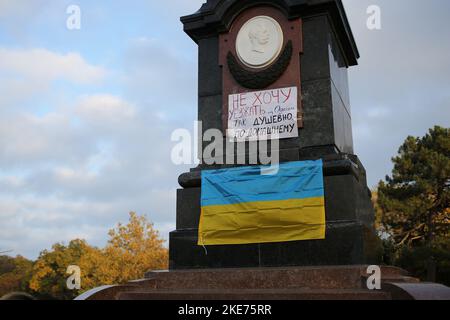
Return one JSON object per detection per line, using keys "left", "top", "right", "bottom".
{"left": 170, "top": 0, "right": 381, "bottom": 270}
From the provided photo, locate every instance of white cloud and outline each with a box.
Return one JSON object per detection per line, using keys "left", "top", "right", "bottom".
{"left": 0, "top": 48, "right": 108, "bottom": 115}
{"left": 145, "top": 0, "right": 204, "bottom": 22}
{"left": 0, "top": 47, "right": 184, "bottom": 258}
{"left": 0, "top": 111, "right": 95, "bottom": 169}
{"left": 75, "top": 94, "right": 136, "bottom": 125}
{"left": 0, "top": 48, "right": 107, "bottom": 85}
{"left": 122, "top": 37, "right": 197, "bottom": 115}
{"left": 343, "top": 0, "right": 450, "bottom": 186}
{"left": 0, "top": 4, "right": 195, "bottom": 259}
{"left": 0, "top": 188, "right": 174, "bottom": 258}
{"left": 0, "top": 0, "right": 47, "bottom": 17}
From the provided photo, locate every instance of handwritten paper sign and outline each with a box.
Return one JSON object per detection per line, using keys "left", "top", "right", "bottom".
{"left": 227, "top": 86, "right": 298, "bottom": 142}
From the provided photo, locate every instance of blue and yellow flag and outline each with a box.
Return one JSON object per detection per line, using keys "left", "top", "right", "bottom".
{"left": 199, "top": 160, "right": 326, "bottom": 246}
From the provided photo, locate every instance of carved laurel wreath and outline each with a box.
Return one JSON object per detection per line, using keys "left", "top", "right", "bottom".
{"left": 227, "top": 40, "right": 293, "bottom": 90}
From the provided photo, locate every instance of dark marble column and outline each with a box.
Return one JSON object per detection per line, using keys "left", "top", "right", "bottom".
{"left": 170, "top": 0, "right": 381, "bottom": 270}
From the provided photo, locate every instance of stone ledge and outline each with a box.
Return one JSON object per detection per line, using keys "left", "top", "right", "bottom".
{"left": 179, "top": 153, "right": 363, "bottom": 188}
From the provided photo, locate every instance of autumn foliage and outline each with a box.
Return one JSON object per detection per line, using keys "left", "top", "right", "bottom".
{"left": 0, "top": 256, "right": 33, "bottom": 297}
{"left": 1, "top": 213, "right": 168, "bottom": 300}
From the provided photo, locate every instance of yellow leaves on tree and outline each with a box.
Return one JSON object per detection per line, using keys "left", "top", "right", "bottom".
{"left": 27, "top": 213, "right": 168, "bottom": 300}
{"left": 103, "top": 212, "right": 168, "bottom": 284}
{"left": 29, "top": 240, "right": 96, "bottom": 300}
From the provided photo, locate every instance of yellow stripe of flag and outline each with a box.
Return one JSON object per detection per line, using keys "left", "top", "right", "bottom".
{"left": 198, "top": 197, "right": 326, "bottom": 246}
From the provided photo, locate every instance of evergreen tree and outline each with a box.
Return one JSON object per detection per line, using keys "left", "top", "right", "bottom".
{"left": 378, "top": 126, "right": 449, "bottom": 247}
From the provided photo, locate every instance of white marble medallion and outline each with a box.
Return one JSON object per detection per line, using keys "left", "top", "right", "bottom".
{"left": 236, "top": 16, "right": 284, "bottom": 69}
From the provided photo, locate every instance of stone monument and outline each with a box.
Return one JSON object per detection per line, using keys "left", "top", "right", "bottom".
{"left": 80, "top": 0, "right": 450, "bottom": 300}
{"left": 170, "top": 0, "right": 381, "bottom": 270}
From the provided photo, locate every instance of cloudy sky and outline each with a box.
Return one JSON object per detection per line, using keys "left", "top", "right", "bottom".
{"left": 0, "top": 0, "right": 449, "bottom": 259}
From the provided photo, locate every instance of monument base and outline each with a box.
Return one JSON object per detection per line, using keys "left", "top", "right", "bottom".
{"left": 171, "top": 154, "right": 382, "bottom": 270}
{"left": 78, "top": 265, "right": 450, "bottom": 300}
{"left": 170, "top": 223, "right": 380, "bottom": 270}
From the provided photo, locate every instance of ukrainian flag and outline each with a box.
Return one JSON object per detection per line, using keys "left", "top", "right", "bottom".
{"left": 198, "top": 160, "right": 326, "bottom": 246}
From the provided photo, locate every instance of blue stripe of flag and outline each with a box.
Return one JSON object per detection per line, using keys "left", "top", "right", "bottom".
{"left": 201, "top": 160, "right": 324, "bottom": 207}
